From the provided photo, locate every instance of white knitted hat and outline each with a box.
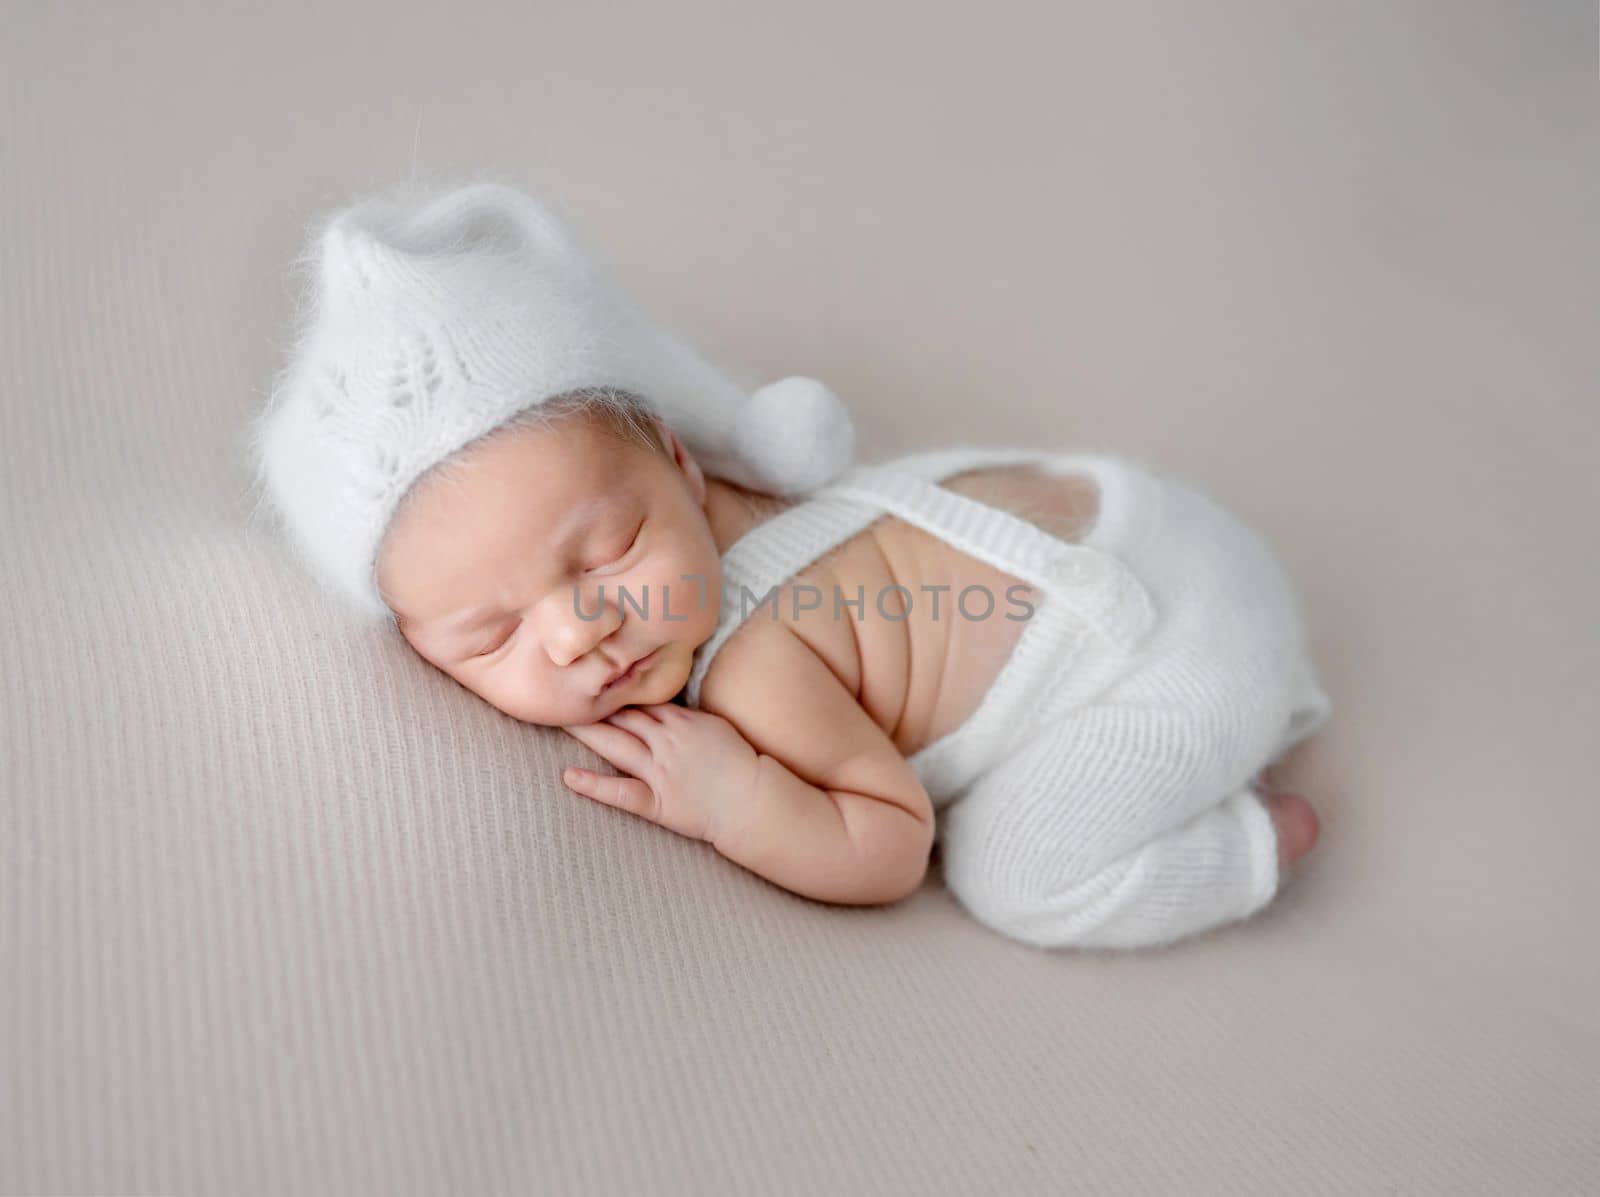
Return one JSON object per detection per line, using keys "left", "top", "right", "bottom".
{"left": 248, "top": 176, "right": 855, "bottom": 625}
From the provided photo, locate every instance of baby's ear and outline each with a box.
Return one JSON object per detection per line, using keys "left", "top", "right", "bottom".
{"left": 659, "top": 419, "right": 707, "bottom": 503}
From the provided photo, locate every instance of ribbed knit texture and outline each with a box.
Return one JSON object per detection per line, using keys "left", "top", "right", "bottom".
{"left": 7, "top": 2, "right": 1600, "bottom": 1194}
{"left": 688, "top": 449, "right": 1332, "bottom": 948}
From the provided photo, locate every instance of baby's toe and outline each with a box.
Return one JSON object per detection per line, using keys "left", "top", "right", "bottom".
{"left": 1263, "top": 791, "right": 1320, "bottom": 871}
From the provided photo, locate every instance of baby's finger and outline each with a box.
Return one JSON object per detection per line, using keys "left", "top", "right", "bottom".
{"left": 563, "top": 721, "right": 652, "bottom": 776}
{"left": 604, "top": 707, "right": 661, "bottom": 741}
{"left": 563, "top": 766, "right": 656, "bottom": 818}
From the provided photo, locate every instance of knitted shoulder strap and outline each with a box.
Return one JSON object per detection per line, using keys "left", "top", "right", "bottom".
{"left": 822, "top": 459, "right": 1156, "bottom": 650}
{"left": 682, "top": 452, "right": 1157, "bottom": 708}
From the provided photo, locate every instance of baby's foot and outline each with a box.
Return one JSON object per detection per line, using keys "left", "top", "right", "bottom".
{"left": 1261, "top": 788, "right": 1320, "bottom": 871}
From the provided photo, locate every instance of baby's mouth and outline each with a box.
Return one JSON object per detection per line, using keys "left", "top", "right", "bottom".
{"left": 599, "top": 646, "right": 661, "bottom": 694}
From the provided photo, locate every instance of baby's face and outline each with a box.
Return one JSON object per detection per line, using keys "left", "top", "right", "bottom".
{"left": 375, "top": 411, "right": 723, "bottom": 727}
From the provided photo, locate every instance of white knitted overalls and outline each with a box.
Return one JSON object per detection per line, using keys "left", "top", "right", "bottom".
{"left": 683, "top": 447, "right": 1333, "bottom": 950}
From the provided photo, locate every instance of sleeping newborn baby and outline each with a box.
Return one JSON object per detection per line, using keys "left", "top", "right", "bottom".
{"left": 252, "top": 177, "right": 1332, "bottom": 951}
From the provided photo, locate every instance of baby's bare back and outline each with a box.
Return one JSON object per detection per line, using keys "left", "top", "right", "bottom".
{"left": 716, "top": 464, "right": 1101, "bottom": 758}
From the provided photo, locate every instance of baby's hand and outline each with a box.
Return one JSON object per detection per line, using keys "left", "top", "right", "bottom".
{"left": 561, "top": 704, "right": 762, "bottom": 845}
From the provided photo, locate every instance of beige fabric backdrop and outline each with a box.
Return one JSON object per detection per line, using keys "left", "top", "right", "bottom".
{"left": 3, "top": 1, "right": 1597, "bottom": 1193}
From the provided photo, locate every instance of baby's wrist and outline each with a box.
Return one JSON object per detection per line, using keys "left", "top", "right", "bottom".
{"left": 707, "top": 751, "right": 774, "bottom": 852}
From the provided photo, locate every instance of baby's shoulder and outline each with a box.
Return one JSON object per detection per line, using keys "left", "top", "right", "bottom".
{"left": 696, "top": 578, "right": 865, "bottom": 730}
{"left": 702, "top": 508, "right": 902, "bottom": 706}
{"left": 694, "top": 614, "right": 898, "bottom": 795}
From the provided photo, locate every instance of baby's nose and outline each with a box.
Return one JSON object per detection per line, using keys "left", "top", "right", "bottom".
{"left": 544, "top": 586, "right": 623, "bottom": 667}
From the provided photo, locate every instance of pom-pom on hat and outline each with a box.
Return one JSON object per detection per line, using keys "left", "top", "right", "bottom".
{"left": 248, "top": 176, "right": 855, "bottom": 625}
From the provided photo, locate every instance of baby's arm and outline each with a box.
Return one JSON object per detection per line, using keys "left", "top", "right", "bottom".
{"left": 696, "top": 621, "right": 936, "bottom": 907}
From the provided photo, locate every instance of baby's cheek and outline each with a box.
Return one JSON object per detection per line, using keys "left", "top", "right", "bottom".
{"left": 504, "top": 682, "right": 588, "bottom": 729}
{"left": 651, "top": 563, "right": 714, "bottom": 630}
{"left": 464, "top": 669, "right": 544, "bottom": 725}
{"left": 653, "top": 644, "right": 693, "bottom": 694}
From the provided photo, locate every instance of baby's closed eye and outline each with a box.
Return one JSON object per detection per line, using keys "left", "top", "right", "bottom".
{"left": 457, "top": 515, "right": 647, "bottom": 662}
{"left": 585, "top": 516, "right": 644, "bottom": 574}
{"left": 471, "top": 629, "right": 515, "bottom": 658}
